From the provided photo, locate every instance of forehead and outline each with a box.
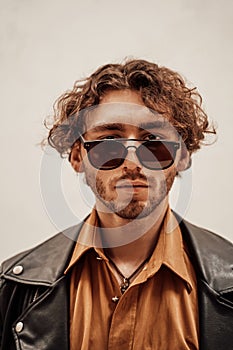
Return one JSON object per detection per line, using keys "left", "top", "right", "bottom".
{"left": 85, "top": 89, "right": 154, "bottom": 130}
{"left": 82, "top": 89, "right": 176, "bottom": 135}
{"left": 83, "top": 102, "right": 173, "bottom": 134}
{"left": 85, "top": 102, "right": 155, "bottom": 128}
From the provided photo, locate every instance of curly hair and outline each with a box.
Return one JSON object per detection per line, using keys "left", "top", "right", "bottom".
{"left": 44, "top": 59, "right": 216, "bottom": 157}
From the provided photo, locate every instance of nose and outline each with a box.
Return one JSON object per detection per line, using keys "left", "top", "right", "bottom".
{"left": 122, "top": 145, "right": 142, "bottom": 170}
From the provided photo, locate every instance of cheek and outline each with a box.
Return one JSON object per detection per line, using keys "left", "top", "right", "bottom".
{"left": 95, "top": 170, "right": 115, "bottom": 188}
{"left": 147, "top": 167, "right": 176, "bottom": 192}
{"left": 84, "top": 165, "right": 115, "bottom": 195}
{"left": 163, "top": 167, "right": 177, "bottom": 191}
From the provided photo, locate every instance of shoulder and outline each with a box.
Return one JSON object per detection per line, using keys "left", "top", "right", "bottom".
{"left": 0, "top": 223, "right": 82, "bottom": 283}
{"left": 179, "top": 217, "right": 233, "bottom": 292}
{"left": 181, "top": 218, "right": 233, "bottom": 256}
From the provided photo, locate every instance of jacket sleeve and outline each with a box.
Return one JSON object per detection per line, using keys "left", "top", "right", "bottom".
{"left": 0, "top": 258, "right": 25, "bottom": 350}
{"left": 0, "top": 264, "right": 17, "bottom": 350}
{"left": 0, "top": 264, "right": 3, "bottom": 348}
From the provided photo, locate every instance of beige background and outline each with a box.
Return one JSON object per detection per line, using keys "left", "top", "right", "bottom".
{"left": 1, "top": 0, "right": 233, "bottom": 262}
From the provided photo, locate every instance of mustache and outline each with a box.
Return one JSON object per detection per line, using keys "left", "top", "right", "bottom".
{"left": 113, "top": 170, "right": 148, "bottom": 182}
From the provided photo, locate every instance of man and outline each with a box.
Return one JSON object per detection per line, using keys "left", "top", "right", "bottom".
{"left": 0, "top": 59, "right": 233, "bottom": 350}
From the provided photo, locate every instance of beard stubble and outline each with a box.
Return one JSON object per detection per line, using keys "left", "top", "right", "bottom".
{"left": 85, "top": 168, "right": 176, "bottom": 220}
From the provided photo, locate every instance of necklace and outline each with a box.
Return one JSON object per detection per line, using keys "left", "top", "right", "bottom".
{"left": 106, "top": 255, "right": 150, "bottom": 294}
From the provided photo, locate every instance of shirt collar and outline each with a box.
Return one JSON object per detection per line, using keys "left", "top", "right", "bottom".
{"left": 65, "top": 208, "right": 194, "bottom": 291}
{"left": 64, "top": 209, "right": 106, "bottom": 274}
{"left": 144, "top": 209, "right": 193, "bottom": 292}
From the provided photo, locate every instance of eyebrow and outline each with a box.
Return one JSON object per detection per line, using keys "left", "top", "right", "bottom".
{"left": 138, "top": 121, "right": 171, "bottom": 130}
{"left": 88, "top": 121, "right": 171, "bottom": 133}
{"left": 89, "top": 123, "right": 125, "bottom": 133}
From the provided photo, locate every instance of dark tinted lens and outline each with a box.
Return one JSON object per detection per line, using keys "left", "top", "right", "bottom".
{"left": 137, "top": 141, "right": 176, "bottom": 169}
{"left": 87, "top": 140, "right": 126, "bottom": 169}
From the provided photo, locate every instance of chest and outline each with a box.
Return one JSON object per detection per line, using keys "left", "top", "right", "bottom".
{"left": 69, "top": 256, "right": 199, "bottom": 350}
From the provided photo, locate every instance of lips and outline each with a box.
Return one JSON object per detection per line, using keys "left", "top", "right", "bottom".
{"left": 115, "top": 180, "right": 149, "bottom": 188}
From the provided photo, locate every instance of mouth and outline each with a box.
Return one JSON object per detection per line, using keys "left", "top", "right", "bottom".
{"left": 115, "top": 180, "right": 149, "bottom": 189}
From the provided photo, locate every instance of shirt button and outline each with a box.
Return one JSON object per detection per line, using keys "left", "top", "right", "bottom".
{"left": 12, "top": 265, "right": 24, "bottom": 275}
{"left": 15, "top": 321, "right": 24, "bottom": 333}
{"left": 112, "top": 296, "right": 119, "bottom": 303}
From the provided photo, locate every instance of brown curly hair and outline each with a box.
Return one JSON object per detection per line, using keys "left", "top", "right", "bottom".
{"left": 44, "top": 59, "right": 216, "bottom": 157}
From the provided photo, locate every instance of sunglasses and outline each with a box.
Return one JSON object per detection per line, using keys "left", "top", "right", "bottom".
{"left": 78, "top": 135, "right": 180, "bottom": 170}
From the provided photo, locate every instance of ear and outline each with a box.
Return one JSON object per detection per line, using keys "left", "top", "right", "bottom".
{"left": 176, "top": 144, "right": 191, "bottom": 172}
{"left": 69, "top": 143, "right": 84, "bottom": 173}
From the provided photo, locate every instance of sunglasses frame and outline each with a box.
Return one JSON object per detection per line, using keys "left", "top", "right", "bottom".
{"left": 78, "top": 135, "right": 180, "bottom": 170}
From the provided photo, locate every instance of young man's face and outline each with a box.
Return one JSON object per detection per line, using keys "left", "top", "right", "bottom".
{"left": 71, "top": 90, "right": 188, "bottom": 220}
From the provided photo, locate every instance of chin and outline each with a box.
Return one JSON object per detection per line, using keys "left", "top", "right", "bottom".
{"left": 114, "top": 199, "right": 162, "bottom": 220}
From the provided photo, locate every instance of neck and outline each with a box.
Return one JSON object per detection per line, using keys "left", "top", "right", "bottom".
{"left": 96, "top": 198, "right": 169, "bottom": 267}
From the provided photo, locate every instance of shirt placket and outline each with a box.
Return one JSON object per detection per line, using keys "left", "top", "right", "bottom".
{"left": 108, "top": 286, "right": 139, "bottom": 350}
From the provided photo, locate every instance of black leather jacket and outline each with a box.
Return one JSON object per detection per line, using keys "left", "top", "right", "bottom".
{"left": 0, "top": 219, "right": 233, "bottom": 350}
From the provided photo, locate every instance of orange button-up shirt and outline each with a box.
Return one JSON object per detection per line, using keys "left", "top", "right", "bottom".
{"left": 65, "top": 209, "right": 199, "bottom": 350}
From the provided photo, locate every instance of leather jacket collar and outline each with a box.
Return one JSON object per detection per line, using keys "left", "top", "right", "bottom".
{"left": 1, "top": 217, "right": 233, "bottom": 350}
{"left": 2, "top": 219, "right": 233, "bottom": 294}
{"left": 1, "top": 224, "right": 81, "bottom": 286}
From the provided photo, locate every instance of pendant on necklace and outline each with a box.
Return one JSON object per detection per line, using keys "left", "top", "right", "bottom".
{"left": 120, "top": 278, "right": 130, "bottom": 294}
